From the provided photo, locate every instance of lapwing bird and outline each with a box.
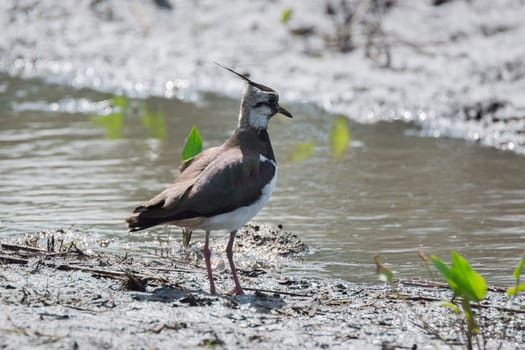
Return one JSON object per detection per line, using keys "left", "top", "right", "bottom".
{"left": 126, "top": 64, "right": 293, "bottom": 295}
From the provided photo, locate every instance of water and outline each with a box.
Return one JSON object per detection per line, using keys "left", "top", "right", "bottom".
{"left": 1, "top": 75, "right": 524, "bottom": 285}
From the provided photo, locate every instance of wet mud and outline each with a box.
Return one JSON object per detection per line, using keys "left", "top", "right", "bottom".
{"left": 1, "top": 224, "right": 524, "bottom": 349}
{"left": 1, "top": 0, "right": 525, "bottom": 153}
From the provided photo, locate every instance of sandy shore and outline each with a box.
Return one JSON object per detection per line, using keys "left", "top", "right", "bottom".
{"left": 1, "top": 225, "right": 524, "bottom": 349}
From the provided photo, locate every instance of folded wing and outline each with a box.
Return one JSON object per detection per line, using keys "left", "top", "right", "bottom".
{"left": 126, "top": 147, "right": 275, "bottom": 232}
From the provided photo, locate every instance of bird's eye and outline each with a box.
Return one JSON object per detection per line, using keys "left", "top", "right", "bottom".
{"left": 268, "top": 94, "right": 277, "bottom": 104}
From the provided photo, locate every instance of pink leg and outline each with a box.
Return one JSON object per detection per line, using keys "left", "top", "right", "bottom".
{"left": 226, "top": 230, "right": 244, "bottom": 295}
{"left": 203, "top": 231, "right": 216, "bottom": 294}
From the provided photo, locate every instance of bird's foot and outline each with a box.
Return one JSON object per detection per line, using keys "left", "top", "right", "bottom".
{"left": 225, "top": 286, "right": 244, "bottom": 296}
{"left": 209, "top": 285, "right": 217, "bottom": 295}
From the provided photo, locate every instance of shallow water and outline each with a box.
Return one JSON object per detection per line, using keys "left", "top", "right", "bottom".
{"left": 1, "top": 75, "right": 524, "bottom": 284}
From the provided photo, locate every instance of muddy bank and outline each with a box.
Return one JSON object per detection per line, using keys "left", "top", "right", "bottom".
{"left": 1, "top": 0, "right": 524, "bottom": 153}
{"left": 1, "top": 225, "right": 524, "bottom": 349}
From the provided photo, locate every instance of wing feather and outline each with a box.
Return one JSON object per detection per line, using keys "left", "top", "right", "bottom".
{"left": 126, "top": 147, "right": 275, "bottom": 231}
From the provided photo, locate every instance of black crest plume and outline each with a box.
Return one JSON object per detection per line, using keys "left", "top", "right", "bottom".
{"left": 214, "top": 62, "right": 254, "bottom": 84}
{"left": 214, "top": 62, "right": 275, "bottom": 93}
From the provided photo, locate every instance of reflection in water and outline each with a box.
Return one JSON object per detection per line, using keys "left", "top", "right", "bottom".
{"left": 288, "top": 141, "right": 316, "bottom": 162}
{"left": 1, "top": 75, "right": 525, "bottom": 285}
{"left": 140, "top": 107, "right": 166, "bottom": 140}
{"left": 89, "top": 95, "right": 127, "bottom": 139}
{"left": 286, "top": 114, "right": 350, "bottom": 162}
{"left": 330, "top": 115, "right": 350, "bottom": 159}
{"left": 91, "top": 112, "right": 124, "bottom": 139}
{"left": 89, "top": 95, "right": 167, "bottom": 141}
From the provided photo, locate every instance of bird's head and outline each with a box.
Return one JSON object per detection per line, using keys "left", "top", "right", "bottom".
{"left": 216, "top": 63, "right": 293, "bottom": 130}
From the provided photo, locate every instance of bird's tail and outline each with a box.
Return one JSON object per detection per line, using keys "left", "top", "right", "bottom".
{"left": 126, "top": 205, "right": 166, "bottom": 232}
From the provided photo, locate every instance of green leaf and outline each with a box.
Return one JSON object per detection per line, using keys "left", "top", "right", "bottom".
{"left": 431, "top": 254, "right": 459, "bottom": 296}
{"left": 432, "top": 251, "right": 486, "bottom": 335}
{"left": 374, "top": 254, "right": 394, "bottom": 285}
{"left": 435, "top": 300, "right": 460, "bottom": 314}
{"left": 508, "top": 253, "right": 525, "bottom": 296}
{"left": 432, "top": 251, "right": 486, "bottom": 302}
{"left": 181, "top": 125, "right": 203, "bottom": 161}
{"left": 330, "top": 115, "right": 350, "bottom": 159}
{"left": 280, "top": 7, "right": 293, "bottom": 24}
{"left": 450, "top": 250, "right": 486, "bottom": 302}
{"left": 90, "top": 112, "right": 124, "bottom": 139}
{"left": 507, "top": 283, "right": 525, "bottom": 296}
{"left": 377, "top": 267, "right": 393, "bottom": 284}
{"left": 513, "top": 254, "right": 525, "bottom": 280}
{"left": 288, "top": 141, "right": 315, "bottom": 162}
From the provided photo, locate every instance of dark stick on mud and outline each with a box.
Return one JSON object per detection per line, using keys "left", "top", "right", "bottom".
{"left": 1, "top": 243, "right": 47, "bottom": 253}
{"left": 243, "top": 287, "right": 311, "bottom": 298}
{"left": 0, "top": 254, "right": 28, "bottom": 264}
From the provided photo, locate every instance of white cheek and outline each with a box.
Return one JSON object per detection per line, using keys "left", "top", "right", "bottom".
{"left": 248, "top": 107, "right": 270, "bottom": 129}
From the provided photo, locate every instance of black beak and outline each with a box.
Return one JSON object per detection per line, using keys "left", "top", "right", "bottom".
{"left": 277, "top": 104, "right": 293, "bottom": 118}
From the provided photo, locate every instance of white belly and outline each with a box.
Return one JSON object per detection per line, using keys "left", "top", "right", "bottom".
{"left": 198, "top": 156, "right": 277, "bottom": 232}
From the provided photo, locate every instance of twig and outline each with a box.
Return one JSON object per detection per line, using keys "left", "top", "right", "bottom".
{"left": 130, "top": 1, "right": 151, "bottom": 35}
{"left": 398, "top": 278, "right": 507, "bottom": 293}
{"left": 398, "top": 278, "right": 450, "bottom": 289}
{"left": 243, "top": 287, "right": 311, "bottom": 298}
{"left": 308, "top": 299, "right": 319, "bottom": 317}
{"left": 1, "top": 243, "right": 47, "bottom": 253}
{"left": 66, "top": 241, "right": 86, "bottom": 256}
{"left": 60, "top": 304, "right": 99, "bottom": 315}
{"left": 148, "top": 266, "right": 198, "bottom": 273}
{"left": 0, "top": 254, "right": 28, "bottom": 264}
{"left": 323, "top": 298, "right": 354, "bottom": 306}
{"left": 53, "top": 263, "right": 162, "bottom": 283}
{"left": 0, "top": 251, "right": 167, "bottom": 285}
